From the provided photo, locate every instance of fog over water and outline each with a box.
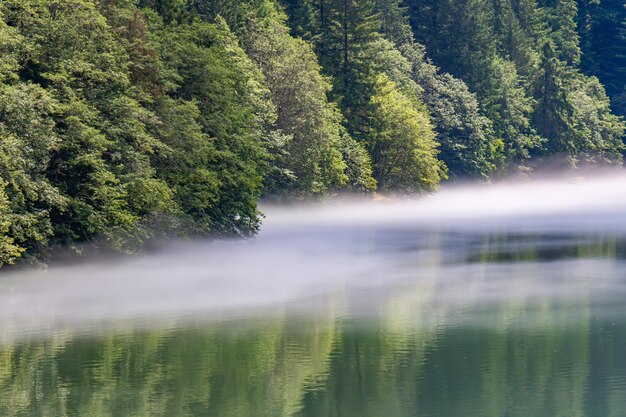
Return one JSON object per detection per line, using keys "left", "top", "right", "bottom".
{"left": 2, "top": 172, "right": 626, "bottom": 342}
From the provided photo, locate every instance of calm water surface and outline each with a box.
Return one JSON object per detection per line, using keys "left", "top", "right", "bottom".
{"left": 2, "top": 176, "right": 626, "bottom": 417}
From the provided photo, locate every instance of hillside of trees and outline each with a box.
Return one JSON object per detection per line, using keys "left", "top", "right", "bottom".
{"left": 0, "top": 0, "right": 625, "bottom": 265}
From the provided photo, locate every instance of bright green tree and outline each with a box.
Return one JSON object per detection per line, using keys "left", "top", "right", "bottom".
{"left": 366, "top": 74, "right": 446, "bottom": 192}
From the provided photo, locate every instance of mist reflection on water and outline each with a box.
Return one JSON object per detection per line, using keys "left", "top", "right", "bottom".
{"left": 1, "top": 174, "right": 626, "bottom": 416}
{"left": 1, "top": 174, "right": 626, "bottom": 340}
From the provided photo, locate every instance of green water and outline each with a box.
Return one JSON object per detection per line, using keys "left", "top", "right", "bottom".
{"left": 1, "top": 233, "right": 626, "bottom": 417}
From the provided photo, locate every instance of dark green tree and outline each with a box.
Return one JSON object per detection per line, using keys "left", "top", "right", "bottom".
{"left": 578, "top": 0, "right": 626, "bottom": 116}
{"left": 533, "top": 42, "right": 576, "bottom": 156}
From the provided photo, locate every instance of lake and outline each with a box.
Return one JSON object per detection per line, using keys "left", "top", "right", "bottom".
{"left": 1, "top": 175, "right": 626, "bottom": 416}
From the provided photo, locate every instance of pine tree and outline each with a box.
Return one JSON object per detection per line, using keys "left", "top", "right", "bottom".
{"left": 241, "top": 0, "right": 375, "bottom": 195}
{"left": 578, "top": 0, "right": 626, "bottom": 115}
{"left": 374, "top": 0, "right": 500, "bottom": 177}
{"left": 532, "top": 41, "right": 576, "bottom": 157}
{"left": 137, "top": 0, "right": 190, "bottom": 24}
{"left": 375, "top": 0, "right": 413, "bottom": 45}
{"left": 183, "top": 0, "right": 376, "bottom": 196}
{"left": 321, "top": 0, "right": 382, "bottom": 114}
{"left": 540, "top": 0, "right": 581, "bottom": 65}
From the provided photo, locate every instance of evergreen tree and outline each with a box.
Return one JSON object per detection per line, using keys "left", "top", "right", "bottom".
{"left": 540, "top": 0, "right": 581, "bottom": 65}
{"left": 406, "top": 0, "right": 539, "bottom": 167}
{"left": 136, "top": 0, "right": 190, "bottom": 24}
{"left": 319, "top": 0, "right": 382, "bottom": 122}
{"left": 282, "top": 0, "right": 445, "bottom": 191}
{"left": 532, "top": 41, "right": 576, "bottom": 157}
{"left": 405, "top": 0, "right": 624, "bottom": 168}
{"left": 578, "top": 0, "right": 626, "bottom": 116}
{"left": 1, "top": 0, "right": 626, "bottom": 265}
{"left": 376, "top": 0, "right": 501, "bottom": 176}
{"left": 409, "top": 50, "right": 500, "bottom": 177}
{"left": 184, "top": 0, "right": 376, "bottom": 196}
{"left": 375, "top": 0, "right": 413, "bottom": 45}
{"left": 235, "top": 0, "right": 375, "bottom": 195}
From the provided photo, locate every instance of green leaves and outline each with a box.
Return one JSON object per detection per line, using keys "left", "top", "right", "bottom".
{"left": 148, "top": 16, "right": 271, "bottom": 235}
{"left": 241, "top": 1, "right": 371, "bottom": 196}
{"left": 367, "top": 74, "right": 446, "bottom": 191}
{"left": 0, "top": 0, "right": 624, "bottom": 265}
{"left": 0, "top": 82, "right": 64, "bottom": 259}
{"left": 404, "top": 0, "right": 624, "bottom": 171}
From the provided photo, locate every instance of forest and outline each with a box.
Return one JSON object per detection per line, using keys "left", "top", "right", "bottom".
{"left": 0, "top": 0, "right": 625, "bottom": 265}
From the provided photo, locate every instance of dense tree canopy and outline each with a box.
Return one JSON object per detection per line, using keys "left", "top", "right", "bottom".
{"left": 0, "top": 0, "right": 624, "bottom": 265}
